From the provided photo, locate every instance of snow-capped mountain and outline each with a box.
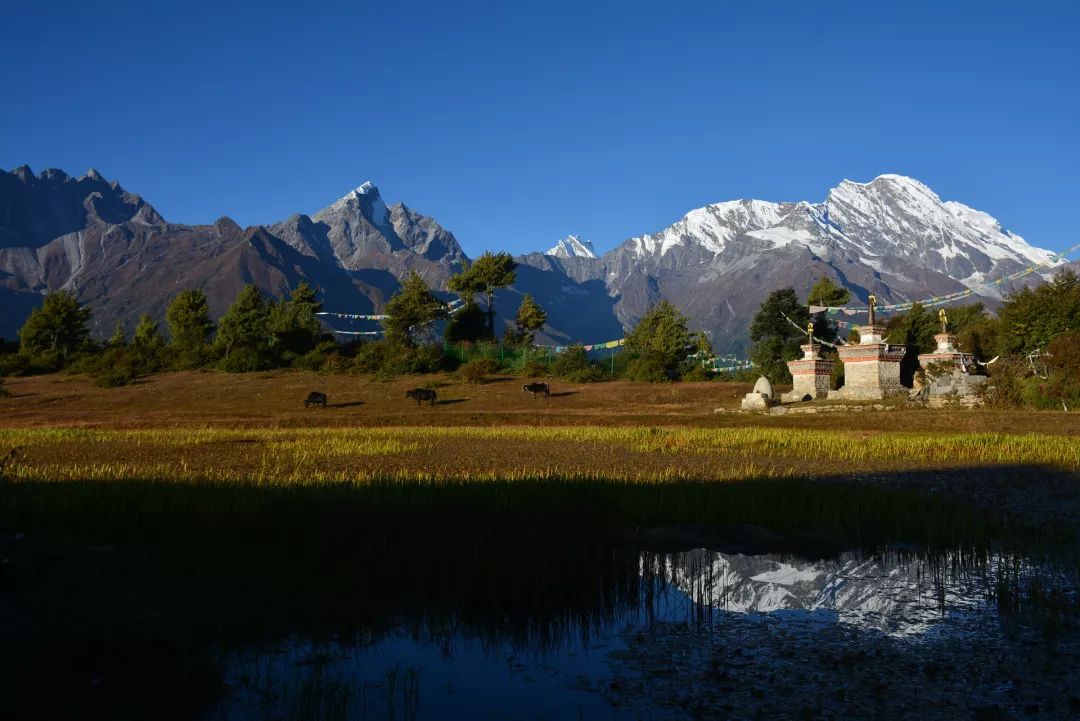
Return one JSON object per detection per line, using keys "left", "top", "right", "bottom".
{"left": 517, "top": 174, "right": 1062, "bottom": 352}
{"left": 618, "top": 175, "right": 1051, "bottom": 283}
{"left": 546, "top": 235, "right": 597, "bottom": 259}
{"left": 1, "top": 167, "right": 1064, "bottom": 352}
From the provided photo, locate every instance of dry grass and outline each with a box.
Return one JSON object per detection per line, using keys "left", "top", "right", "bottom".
{"left": 1, "top": 370, "right": 1078, "bottom": 435}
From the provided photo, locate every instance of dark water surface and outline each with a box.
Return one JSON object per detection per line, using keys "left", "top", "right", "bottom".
{"left": 207, "top": 546, "right": 1079, "bottom": 721}
{"left": 3, "top": 478, "right": 1079, "bottom": 720}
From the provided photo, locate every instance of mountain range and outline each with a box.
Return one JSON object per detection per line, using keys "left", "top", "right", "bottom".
{"left": 0, "top": 167, "right": 1068, "bottom": 353}
{"left": 666, "top": 548, "right": 1000, "bottom": 638}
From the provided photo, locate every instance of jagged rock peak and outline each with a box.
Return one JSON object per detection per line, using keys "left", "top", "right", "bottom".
{"left": 316, "top": 179, "right": 392, "bottom": 230}
{"left": 40, "top": 168, "right": 70, "bottom": 182}
{"left": 546, "top": 234, "right": 597, "bottom": 259}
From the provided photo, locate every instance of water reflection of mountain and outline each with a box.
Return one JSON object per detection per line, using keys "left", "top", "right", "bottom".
{"left": 660, "top": 549, "right": 1021, "bottom": 637}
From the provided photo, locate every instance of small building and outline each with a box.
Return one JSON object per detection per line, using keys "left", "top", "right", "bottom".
{"left": 915, "top": 310, "right": 986, "bottom": 407}
{"left": 828, "top": 297, "right": 906, "bottom": 401}
{"left": 782, "top": 327, "right": 834, "bottom": 402}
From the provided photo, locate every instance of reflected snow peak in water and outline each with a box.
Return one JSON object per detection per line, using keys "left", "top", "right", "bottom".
{"left": 662, "top": 548, "right": 1020, "bottom": 638}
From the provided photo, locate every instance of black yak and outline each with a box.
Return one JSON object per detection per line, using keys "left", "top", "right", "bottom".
{"left": 523, "top": 382, "right": 550, "bottom": 399}
{"left": 304, "top": 391, "right": 328, "bottom": 408}
{"left": 405, "top": 388, "right": 437, "bottom": 406}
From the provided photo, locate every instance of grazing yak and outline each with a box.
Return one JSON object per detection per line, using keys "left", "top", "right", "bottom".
{"left": 304, "top": 391, "right": 328, "bottom": 408}
{"left": 523, "top": 382, "right": 550, "bottom": 399}
{"left": 405, "top": 388, "right": 437, "bottom": 406}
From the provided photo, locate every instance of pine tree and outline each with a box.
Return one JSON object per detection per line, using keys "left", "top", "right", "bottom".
{"left": 624, "top": 300, "right": 692, "bottom": 380}
{"left": 448, "top": 252, "right": 517, "bottom": 339}
{"left": 133, "top": 314, "right": 165, "bottom": 351}
{"left": 109, "top": 321, "right": 127, "bottom": 348}
{"left": 807, "top": 276, "right": 851, "bottom": 307}
{"left": 215, "top": 285, "right": 271, "bottom": 361}
{"left": 166, "top": 289, "right": 214, "bottom": 351}
{"left": 383, "top": 272, "right": 449, "bottom": 347}
{"left": 749, "top": 288, "right": 808, "bottom": 383}
{"left": 270, "top": 281, "right": 324, "bottom": 356}
{"left": 444, "top": 300, "right": 487, "bottom": 344}
{"left": 18, "top": 291, "right": 92, "bottom": 365}
{"left": 508, "top": 294, "right": 547, "bottom": 347}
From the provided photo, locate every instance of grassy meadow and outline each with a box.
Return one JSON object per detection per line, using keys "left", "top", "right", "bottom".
{"left": 1, "top": 424, "right": 1078, "bottom": 485}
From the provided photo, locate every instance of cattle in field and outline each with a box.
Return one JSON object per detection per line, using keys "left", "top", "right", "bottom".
{"left": 405, "top": 388, "right": 437, "bottom": 406}
{"left": 522, "top": 382, "right": 550, "bottom": 399}
{"left": 304, "top": 391, "right": 328, "bottom": 408}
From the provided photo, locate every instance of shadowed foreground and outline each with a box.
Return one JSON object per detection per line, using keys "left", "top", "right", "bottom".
{"left": 2, "top": 471, "right": 1079, "bottom": 719}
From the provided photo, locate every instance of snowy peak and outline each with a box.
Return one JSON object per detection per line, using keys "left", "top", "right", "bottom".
{"left": 614, "top": 174, "right": 1055, "bottom": 297}
{"left": 315, "top": 180, "right": 392, "bottom": 231}
{"left": 824, "top": 174, "right": 1054, "bottom": 279}
{"left": 546, "top": 235, "right": 597, "bottom": 259}
{"left": 628, "top": 198, "right": 787, "bottom": 259}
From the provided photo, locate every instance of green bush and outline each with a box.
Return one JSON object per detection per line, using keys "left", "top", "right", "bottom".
{"left": 623, "top": 356, "right": 671, "bottom": 382}
{"left": 169, "top": 345, "right": 217, "bottom": 371}
{"left": 219, "top": 348, "right": 268, "bottom": 373}
{"left": 985, "top": 358, "right": 1027, "bottom": 408}
{"left": 95, "top": 363, "right": 138, "bottom": 388}
{"left": 681, "top": 364, "right": 714, "bottom": 382}
{"left": 353, "top": 340, "right": 447, "bottom": 378}
{"left": 0, "top": 353, "right": 30, "bottom": 377}
{"left": 551, "top": 346, "right": 588, "bottom": 377}
{"left": 456, "top": 359, "right": 499, "bottom": 385}
{"left": 521, "top": 359, "right": 551, "bottom": 379}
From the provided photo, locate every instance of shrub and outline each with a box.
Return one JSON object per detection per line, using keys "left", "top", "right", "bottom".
{"left": 0, "top": 353, "right": 30, "bottom": 377}
{"left": 551, "top": 346, "right": 589, "bottom": 377}
{"left": 95, "top": 363, "right": 138, "bottom": 388}
{"left": 1045, "top": 331, "right": 1080, "bottom": 377}
{"left": 623, "top": 356, "right": 671, "bottom": 382}
{"left": 521, "top": 359, "right": 551, "bottom": 379}
{"left": 548, "top": 346, "right": 608, "bottom": 382}
{"left": 681, "top": 364, "right": 714, "bottom": 382}
{"left": 219, "top": 348, "right": 268, "bottom": 373}
{"left": 456, "top": 359, "right": 499, "bottom": 385}
{"left": 984, "top": 358, "right": 1027, "bottom": 408}
{"left": 352, "top": 340, "right": 447, "bottom": 378}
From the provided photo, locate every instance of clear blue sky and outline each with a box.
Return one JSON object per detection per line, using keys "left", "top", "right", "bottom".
{"left": 2, "top": 0, "right": 1077, "bottom": 256}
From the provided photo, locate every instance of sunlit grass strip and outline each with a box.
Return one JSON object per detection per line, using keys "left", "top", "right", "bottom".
{"left": 1, "top": 425, "right": 1077, "bottom": 478}
{"left": 3, "top": 462, "right": 789, "bottom": 486}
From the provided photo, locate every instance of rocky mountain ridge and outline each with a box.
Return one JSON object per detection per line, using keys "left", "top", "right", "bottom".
{"left": 0, "top": 167, "right": 1064, "bottom": 352}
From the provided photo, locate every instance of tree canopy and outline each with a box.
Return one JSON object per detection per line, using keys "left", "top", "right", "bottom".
{"left": 166, "top": 289, "right": 214, "bottom": 350}
{"left": 997, "top": 269, "right": 1080, "bottom": 355}
{"left": 448, "top": 252, "right": 517, "bottom": 339}
{"left": 383, "top": 272, "right": 449, "bottom": 347}
{"left": 270, "top": 281, "right": 324, "bottom": 357}
{"left": 215, "top": 285, "right": 272, "bottom": 369}
{"left": 507, "top": 294, "right": 547, "bottom": 347}
{"left": 749, "top": 287, "right": 809, "bottom": 383}
{"left": 624, "top": 300, "right": 693, "bottom": 380}
{"left": 18, "top": 291, "right": 92, "bottom": 364}
{"left": 444, "top": 300, "right": 487, "bottom": 344}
